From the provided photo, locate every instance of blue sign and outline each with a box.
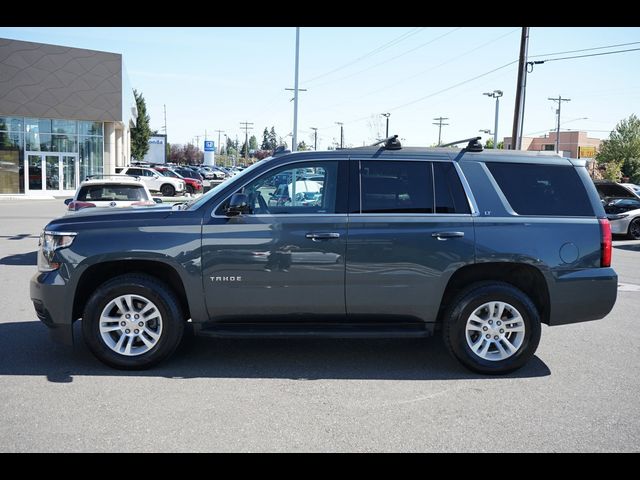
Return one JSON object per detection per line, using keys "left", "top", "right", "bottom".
{"left": 204, "top": 140, "right": 215, "bottom": 152}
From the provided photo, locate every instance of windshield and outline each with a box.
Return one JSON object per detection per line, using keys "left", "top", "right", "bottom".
{"left": 184, "top": 160, "right": 269, "bottom": 210}
{"left": 78, "top": 184, "right": 149, "bottom": 201}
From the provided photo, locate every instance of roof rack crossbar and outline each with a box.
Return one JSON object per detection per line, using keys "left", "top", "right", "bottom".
{"left": 439, "top": 136, "right": 483, "bottom": 152}
{"left": 371, "top": 135, "right": 402, "bottom": 150}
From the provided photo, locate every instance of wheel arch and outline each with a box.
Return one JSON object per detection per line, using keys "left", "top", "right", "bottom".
{"left": 438, "top": 262, "right": 551, "bottom": 325}
{"left": 73, "top": 260, "right": 191, "bottom": 323}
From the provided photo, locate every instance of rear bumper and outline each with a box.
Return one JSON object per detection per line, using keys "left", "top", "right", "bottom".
{"left": 548, "top": 267, "right": 618, "bottom": 326}
{"left": 30, "top": 271, "right": 73, "bottom": 345}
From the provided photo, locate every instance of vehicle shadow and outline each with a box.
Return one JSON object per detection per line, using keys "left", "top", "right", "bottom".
{"left": 0, "top": 321, "right": 551, "bottom": 383}
{"left": 613, "top": 243, "right": 640, "bottom": 252}
{"left": 0, "top": 251, "right": 37, "bottom": 266}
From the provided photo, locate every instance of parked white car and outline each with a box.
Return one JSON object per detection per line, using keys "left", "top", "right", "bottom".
{"left": 64, "top": 176, "right": 159, "bottom": 213}
{"left": 116, "top": 166, "right": 185, "bottom": 196}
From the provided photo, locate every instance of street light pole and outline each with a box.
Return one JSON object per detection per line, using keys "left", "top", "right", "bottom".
{"left": 483, "top": 90, "right": 503, "bottom": 149}
{"left": 292, "top": 27, "right": 300, "bottom": 152}
{"left": 381, "top": 113, "right": 390, "bottom": 137}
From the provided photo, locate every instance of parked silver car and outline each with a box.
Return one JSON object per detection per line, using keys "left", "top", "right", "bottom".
{"left": 595, "top": 180, "right": 640, "bottom": 239}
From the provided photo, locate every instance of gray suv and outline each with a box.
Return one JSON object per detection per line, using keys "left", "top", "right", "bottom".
{"left": 30, "top": 137, "right": 618, "bottom": 374}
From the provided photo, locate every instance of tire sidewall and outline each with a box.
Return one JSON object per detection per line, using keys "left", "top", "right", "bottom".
{"left": 161, "top": 184, "right": 175, "bottom": 197}
{"left": 446, "top": 284, "right": 541, "bottom": 374}
{"left": 628, "top": 218, "right": 640, "bottom": 240}
{"left": 82, "top": 277, "right": 183, "bottom": 369}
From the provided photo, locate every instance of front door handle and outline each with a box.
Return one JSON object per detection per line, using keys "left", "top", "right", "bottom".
{"left": 432, "top": 231, "right": 464, "bottom": 240}
{"left": 306, "top": 232, "right": 341, "bottom": 241}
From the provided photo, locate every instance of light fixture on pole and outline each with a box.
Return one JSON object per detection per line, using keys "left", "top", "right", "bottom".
{"left": 381, "top": 113, "right": 391, "bottom": 137}
{"left": 483, "top": 90, "right": 503, "bottom": 149}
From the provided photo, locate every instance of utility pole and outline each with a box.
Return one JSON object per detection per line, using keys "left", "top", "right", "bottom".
{"left": 214, "top": 129, "right": 225, "bottom": 155}
{"left": 483, "top": 90, "right": 503, "bottom": 149}
{"left": 291, "top": 27, "right": 301, "bottom": 152}
{"left": 433, "top": 117, "right": 449, "bottom": 145}
{"left": 511, "top": 27, "right": 530, "bottom": 150}
{"left": 335, "top": 122, "right": 344, "bottom": 149}
{"left": 310, "top": 127, "right": 318, "bottom": 150}
{"left": 548, "top": 95, "right": 571, "bottom": 154}
{"left": 239, "top": 121, "right": 253, "bottom": 164}
{"left": 163, "top": 104, "right": 167, "bottom": 139}
{"left": 381, "top": 113, "right": 391, "bottom": 137}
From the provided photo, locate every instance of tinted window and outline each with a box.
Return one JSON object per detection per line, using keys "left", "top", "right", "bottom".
{"left": 434, "top": 162, "right": 470, "bottom": 214}
{"left": 126, "top": 168, "right": 142, "bottom": 176}
{"left": 487, "top": 162, "right": 594, "bottom": 216}
{"left": 360, "top": 161, "right": 433, "bottom": 213}
{"left": 217, "top": 161, "right": 338, "bottom": 215}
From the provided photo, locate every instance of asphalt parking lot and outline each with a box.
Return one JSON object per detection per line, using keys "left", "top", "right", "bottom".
{"left": 0, "top": 199, "right": 639, "bottom": 452}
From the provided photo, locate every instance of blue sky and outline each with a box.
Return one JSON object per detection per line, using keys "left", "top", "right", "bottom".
{"left": 1, "top": 26, "right": 639, "bottom": 150}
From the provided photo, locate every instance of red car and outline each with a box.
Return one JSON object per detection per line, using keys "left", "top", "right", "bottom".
{"left": 155, "top": 167, "right": 202, "bottom": 195}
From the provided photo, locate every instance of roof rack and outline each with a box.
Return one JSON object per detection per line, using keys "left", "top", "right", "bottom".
{"left": 371, "top": 135, "right": 402, "bottom": 150}
{"left": 438, "top": 136, "right": 483, "bottom": 152}
{"left": 273, "top": 145, "right": 291, "bottom": 156}
{"left": 85, "top": 174, "right": 142, "bottom": 181}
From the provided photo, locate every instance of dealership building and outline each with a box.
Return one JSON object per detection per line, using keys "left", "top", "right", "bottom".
{"left": 503, "top": 130, "right": 602, "bottom": 159}
{"left": 0, "top": 37, "right": 136, "bottom": 197}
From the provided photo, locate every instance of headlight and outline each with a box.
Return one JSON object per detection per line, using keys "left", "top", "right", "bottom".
{"left": 38, "top": 230, "right": 77, "bottom": 272}
{"left": 607, "top": 213, "right": 629, "bottom": 220}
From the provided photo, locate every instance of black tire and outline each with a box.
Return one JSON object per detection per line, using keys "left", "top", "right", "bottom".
{"left": 186, "top": 184, "right": 195, "bottom": 195}
{"left": 81, "top": 274, "right": 185, "bottom": 370}
{"left": 628, "top": 218, "right": 640, "bottom": 240}
{"left": 442, "top": 281, "right": 541, "bottom": 375}
{"left": 160, "top": 184, "right": 176, "bottom": 197}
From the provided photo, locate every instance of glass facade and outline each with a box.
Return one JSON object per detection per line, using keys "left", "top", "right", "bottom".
{"left": 0, "top": 116, "right": 103, "bottom": 194}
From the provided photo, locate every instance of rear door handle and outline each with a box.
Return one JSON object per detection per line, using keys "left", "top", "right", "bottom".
{"left": 306, "top": 232, "right": 341, "bottom": 241}
{"left": 432, "top": 231, "right": 464, "bottom": 240}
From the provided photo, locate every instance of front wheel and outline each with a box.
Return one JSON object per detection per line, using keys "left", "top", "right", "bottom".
{"left": 628, "top": 218, "right": 640, "bottom": 240}
{"left": 160, "top": 184, "right": 176, "bottom": 196}
{"left": 442, "top": 282, "right": 541, "bottom": 375}
{"left": 82, "top": 274, "right": 185, "bottom": 369}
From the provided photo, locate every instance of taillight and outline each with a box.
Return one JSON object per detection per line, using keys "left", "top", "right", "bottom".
{"left": 599, "top": 218, "right": 612, "bottom": 267}
{"left": 68, "top": 201, "right": 96, "bottom": 211}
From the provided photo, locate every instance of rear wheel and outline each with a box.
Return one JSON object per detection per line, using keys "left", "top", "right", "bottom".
{"left": 160, "top": 184, "right": 175, "bottom": 196}
{"left": 628, "top": 218, "right": 640, "bottom": 240}
{"left": 82, "top": 274, "right": 185, "bottom": 369}
{"left": 442, "top": 282, "right": 541, "bottom": 375}
{"left": 186, "top": 184, "right": 195, "bottom": 195}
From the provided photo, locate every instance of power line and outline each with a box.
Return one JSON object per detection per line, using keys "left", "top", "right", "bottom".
{"left": 310, "top": 27, "right": 463, "bottom": 89}
{"left": 529, "top": 47, "right": 640, "bottom": 66}
{"left": 529, "top": 40, "right": 640, "bottom": 58}
{"left": 304, "top": 27, "right": 426, "bottom": 84}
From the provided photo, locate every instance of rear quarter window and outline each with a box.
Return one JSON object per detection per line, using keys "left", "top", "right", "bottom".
{"left": 486, "top": 162, "right": 594, "bottom": 216}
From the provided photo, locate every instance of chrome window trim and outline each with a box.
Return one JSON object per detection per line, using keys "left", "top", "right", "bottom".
{"left": 451, "top": 161, "right": 480, "bottom": 216}
{"left": 478, "top": 162, "right": 519, "bottom": 216}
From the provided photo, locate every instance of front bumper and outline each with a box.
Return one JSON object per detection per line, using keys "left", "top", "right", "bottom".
{"left": 30, "top": 270, "right": 73, "bottom": 345}
{"left": 548, "top": 267, "right": 618, "bottom": 326}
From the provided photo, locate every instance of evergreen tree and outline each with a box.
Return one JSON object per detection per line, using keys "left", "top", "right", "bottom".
{"left": 131, "top": 89, "right": 151, "bottom": 160}
{"left": 261, "top": 128, "right": 271, "bottom": 150}
{"left": 269, "top": 127, "right": 277, "bottom": 150}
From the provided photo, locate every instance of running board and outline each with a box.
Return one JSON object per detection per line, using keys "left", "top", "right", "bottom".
{"left": 195, "top": 323, "right": 432, "bottom": 339}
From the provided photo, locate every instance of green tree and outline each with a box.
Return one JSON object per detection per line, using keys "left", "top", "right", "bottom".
{"left": 261, "top": 128, "right": 271, "bottom": 150}
{"left": 602, "top": 160, "right": 623, "bottom": 181}
{"left": 240, "top": 141, "right": 248, "bottom": 158}
{"left": 297, "top": 140, "right": 310, "bottom": 151}
{"left": 596, "top": 114, "right": 640, "bottom": 183}
{"left": 269, "top": 127, "right": 277, "bottom": 150}
{"left": 249, "top": 135, "right": 258, "bottom": 152}
{"left": 131, "top": 89, "right": 152, "bottom": 160}
{"left": 485, "top": 139, "right": 504, "bottom": 149}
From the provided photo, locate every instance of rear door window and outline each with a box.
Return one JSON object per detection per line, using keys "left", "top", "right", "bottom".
{"left": 433, "top": 162, "right": 470, "bottom": 214}
{"left": 360, "top": 161, "right": 433, "bottom": 213}
{"left": 487, "top": 162, "right": 594, "bottom": 216}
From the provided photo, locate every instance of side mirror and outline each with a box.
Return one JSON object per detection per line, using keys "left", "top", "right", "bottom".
{"left": 153, "top": 198, "right": 163, "bottom": 204}
{"left": 64, "top": 198, "right": 73, "bottom": 206}
{"left": 226, "top": 193, "right": 250, "bottom": 216}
